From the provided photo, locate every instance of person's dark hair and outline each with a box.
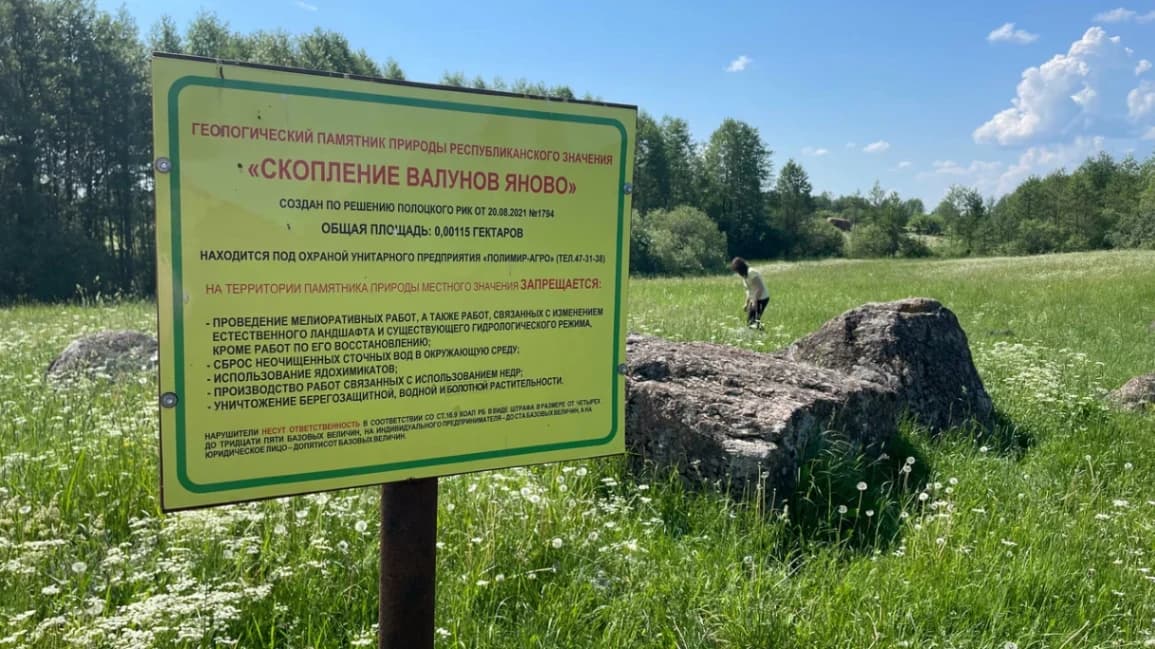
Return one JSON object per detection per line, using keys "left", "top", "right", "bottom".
{"left": 729, "top": 256, "right": 748, "bottom": 276}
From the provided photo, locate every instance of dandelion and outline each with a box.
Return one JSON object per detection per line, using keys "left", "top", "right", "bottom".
{"left": 494, "top": 574, "right": 505, "bottom": 582}
{"left": 41, "top": 585, "right": 60, "bottom": 596}
{"left": 576, "top": 467, "right": 588, "bottom": 477}
{"left": 905, "top": 457, "right": 916, "bottom": 466}
{"left": 856, "top": 481, "right": 868, "bottom": 492}
{"left": 436, "top": 628, "right": 451, "bottom": 639}
{"left": 354, "top": 520, "right": 368, "bottom": 534}
{"left": 936, "top": 537, "right": 946, "bottom": 546}
{"left": 1004, "top": 643, "right": 1019, "bottom": 649}
{"left": 551, "top": 537, "right": 564, "bottom": 549}
{"left": 918, "top": 492, "right": 929, "bottom": 502}
{"left": 1113, "top": 499, "right": 1130, "bottom": 508}
{"left": 445, "top": 503, "right": 456, "bottom": 512}
{"left": 1125, "top": 462, "right": 1135, "bottom": 471}
{"left": 470, "top": 537, "right": 483, "bottom": 544}
{"left": 587, "top": 531, "right": 599, "bottom": 543}
{"left": 1095, "top": 513, "right": 1111, "bottom": 521}
{"left": 475, "top": 579, "right": 489, "bottom": 587}
{"left": 979, "top": 446, "right": 990, "bottom": 453}
{"left": 838, "top": 505, "right": 848, "bottom": 515}
{"left": 1001, "top": 539, "right": 1018, "bottom": 547}
{"left": 866, "top": 510, "right": 875, "bottom": 517}
{"left": 71, "top": 561, "right": 87, "bottom": 574}
{"left": 949, "top": 477, "right": 959, "bottom": 486}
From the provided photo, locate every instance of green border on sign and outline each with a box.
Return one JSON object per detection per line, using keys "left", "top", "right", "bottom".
{"left": 166, "top": 76, "right": 629, "bottom": 493}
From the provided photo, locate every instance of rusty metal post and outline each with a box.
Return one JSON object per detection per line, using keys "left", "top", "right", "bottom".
{"left": 379, "top": 477, "right": 438, "bottom": 649}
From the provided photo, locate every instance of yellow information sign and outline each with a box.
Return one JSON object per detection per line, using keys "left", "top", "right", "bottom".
{"left": 151, "top": 54, "right": 635, "bottom": 511}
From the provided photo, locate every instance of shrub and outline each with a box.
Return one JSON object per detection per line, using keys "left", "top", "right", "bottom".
{"left": 631, "top": 205, "right": 728, "bottom": 276}
{"left": 908, "top": 213, "right": 945, "bottom": 235}
{"left": 846, "top": 223, "right": 896, "bottom": 258}
{"left": 792, "top": 216, "right": 845, "bottom": 258}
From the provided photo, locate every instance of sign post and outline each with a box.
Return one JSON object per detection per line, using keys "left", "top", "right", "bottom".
{"left": 379, "top": 478, "right": 438, "bottom": 649}
{"left": 150, "top": 53, "right": 635, "bottom": 644}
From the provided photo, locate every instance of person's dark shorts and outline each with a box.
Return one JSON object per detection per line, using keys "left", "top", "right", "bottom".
{"left": 747, "top": 297, "right": 769, "bottom": 325}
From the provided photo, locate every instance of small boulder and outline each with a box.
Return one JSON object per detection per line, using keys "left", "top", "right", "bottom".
{"left": 46, "top": 330, "right": 158, "bottom": 383}
{"left": 775, "top": 298, "right": 993, "bottom": 433}
{"left": 1108, "top": 374, "right": 1155, "bottom": 413}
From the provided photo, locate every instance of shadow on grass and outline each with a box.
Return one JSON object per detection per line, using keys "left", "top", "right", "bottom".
{"left": 619, "top": 405, "right": 1043, "bottom": 566}
{"left": 771, "top": 409, "right": 1037, "bottom": 558}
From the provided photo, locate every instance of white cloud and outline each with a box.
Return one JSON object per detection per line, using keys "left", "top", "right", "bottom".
{"left": 996, "top": 136, "right": 1105, "bottom": 193}
{"left": 973, "top": 27, "right": 1141, "bottom": 145}
{"left": 1093, "top": 7, "right": 1155, "bottom": 23}
{"left": 802, "top": 146, "right": 829, "bottom": 156}
{"left": 1138, "top": 60, "right": 1153, "bottom": 75}
{"left": 988, "top": 23, "right": 1039, "bottom": 45}
{"left": 1128, "top": 81, "right": 1155, "bottom": 118}
{"left": 922, "top": 160, "right": 1004, "bottom": 179}
{"left": 863, "top": 140, "right": 890, "bottom": 154}
{"left": 921, "top": 137, "right": 1107, "bottom": 200}
{"left": 726, "top": 55, "right": 751, "bottom": 72}
{"left": 1143, "top": 126, "right": 1155, "bottom": 140}
{"left": 1094, "top": 8, "right": 1136, "bottom": 22}
{"left": 897, "top": 161, "right": 912, "bottom": 169}
{"left": 294, "top": 0, "right": 317, "bottom": 10}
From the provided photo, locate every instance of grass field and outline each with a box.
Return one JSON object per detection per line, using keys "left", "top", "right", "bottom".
{"left": 2, "top": 249, "right": 1155, "bottom": 648}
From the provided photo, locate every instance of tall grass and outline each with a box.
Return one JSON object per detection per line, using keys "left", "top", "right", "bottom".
{"left": 2, "top": 250, "right": 1154, "bottom": 648}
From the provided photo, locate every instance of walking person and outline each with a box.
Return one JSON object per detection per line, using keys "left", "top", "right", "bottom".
{"left": 729, "top": 256, "right": 769, "bottom": 329}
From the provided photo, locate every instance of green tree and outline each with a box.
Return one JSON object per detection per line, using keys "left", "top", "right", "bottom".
{"left": 660, "top": 117, "right": 701, "bottom": 210}
{"left": 631, "top": 112, "right": 670, "bottom": 215}
{"left": 942, "top": 185, "right": 987, "bottom": 255}
{"left": 775, "top": 158, "right": 813, "bottom": 255}
{"left": 1110, "top": 172, "right": 1155, "bottom": 249}
{"left": 702, "top": 118, "right": 772, "bottom": 258}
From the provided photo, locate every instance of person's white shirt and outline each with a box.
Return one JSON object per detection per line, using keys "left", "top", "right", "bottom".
{"left": 744, "top": 269, "right": 769, "bottom": 302}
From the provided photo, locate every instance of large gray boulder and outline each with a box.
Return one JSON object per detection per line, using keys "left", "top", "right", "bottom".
{"left": 625, "top": 333, "right": 899, "bottom": 498}
{"left": 46, "top": 330, "right": 158, "bottom": 383}
{"left": 1108, "top": 374, "right": 1155, "bottom": 413}
{"left": 775, "top": 297, "right": 993, "bottom": 434}
{"left": 624, "top": 298, "right": 992, "bottom": 499}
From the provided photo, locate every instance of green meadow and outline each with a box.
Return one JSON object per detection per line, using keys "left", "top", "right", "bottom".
{"left": 2, "top": 249, "right": 1155, "bottom": 648}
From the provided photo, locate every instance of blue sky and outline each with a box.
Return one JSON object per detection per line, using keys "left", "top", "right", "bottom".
{"left": 102, "top": 0, "right": 1155, "bottom": 206}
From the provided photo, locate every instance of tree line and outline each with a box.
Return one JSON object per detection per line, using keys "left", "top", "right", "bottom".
{"left": 2, "top": 0, "right": 1153, "bottom": 302}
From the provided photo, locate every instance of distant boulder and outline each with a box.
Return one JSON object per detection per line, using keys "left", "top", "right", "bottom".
{"left": 46, "top": 330, "right": 158, "bottom": 384}
{"left": 826, "top": 217, "right": 853, "bottom": 232}
{"left": 1108, "top": 374, "right": 1155, "bottom": 413}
